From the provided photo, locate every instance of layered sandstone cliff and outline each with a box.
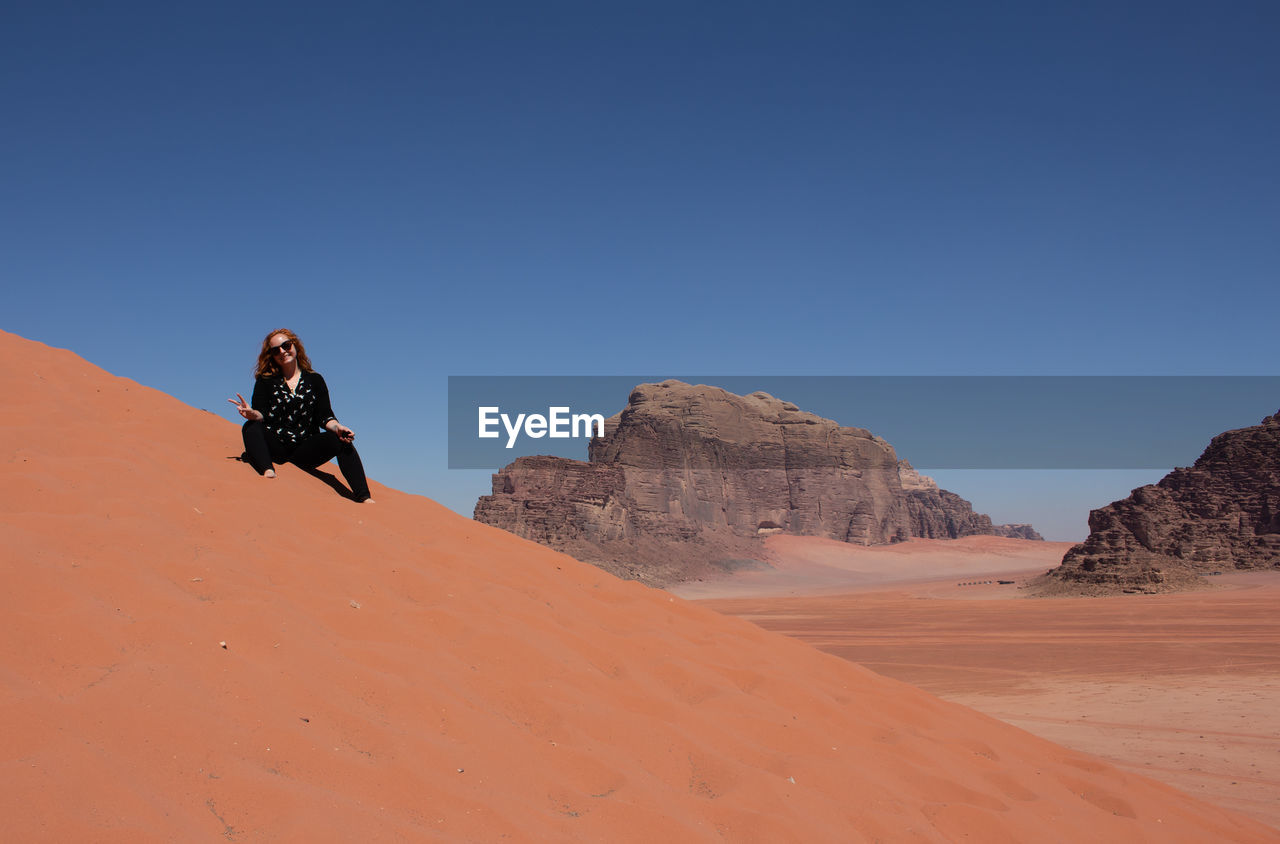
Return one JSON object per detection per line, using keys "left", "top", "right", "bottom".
{"left": 475, "top": 381, "right": 1040, "bottom": 585}
{"left": 1037, "top": 408, "right": 1280, "bottom": 594}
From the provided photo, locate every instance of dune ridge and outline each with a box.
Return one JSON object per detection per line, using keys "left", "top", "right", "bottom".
{"left": 2, "top": 329, "right": 1275, "bottom": 842}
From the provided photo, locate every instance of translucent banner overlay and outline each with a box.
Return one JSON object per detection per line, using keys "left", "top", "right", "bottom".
{"left": 447, "top": 376, "right": 1280, "bottom": 470}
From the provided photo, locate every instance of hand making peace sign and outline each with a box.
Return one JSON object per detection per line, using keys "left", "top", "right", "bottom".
{"left": 227, "top": 393, "right": 263, "bottom": 422}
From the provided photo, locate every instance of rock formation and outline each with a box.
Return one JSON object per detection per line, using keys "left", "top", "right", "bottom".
{"left": 1037, "top": 408, "right": 1280, "bottom": 594}
{"left": 475, "top": 381, "right": 1041, "bottom": 585}
{"left": 904, "top": 484, "right": 1041, "bottom": 542}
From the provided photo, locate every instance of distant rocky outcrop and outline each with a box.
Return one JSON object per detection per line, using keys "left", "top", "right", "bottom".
{"left": 904, "top": 484, "right": 1042, "bottom": 542}
{"left": 1036, "top": 408, "right": 1280, "bottom": 595}
{"left": 474, "top": 381, "right": 1040, "bottom": 585}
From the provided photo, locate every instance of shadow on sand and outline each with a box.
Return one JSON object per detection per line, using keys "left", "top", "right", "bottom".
{"left": 228, "top": 453, "right": 361, "bottom": 501}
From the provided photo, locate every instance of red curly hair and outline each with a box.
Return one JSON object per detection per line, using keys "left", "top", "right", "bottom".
{"left": 254, "top": 328, "right": 315, "bottom": 379}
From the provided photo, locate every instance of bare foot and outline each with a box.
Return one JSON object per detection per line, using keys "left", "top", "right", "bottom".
{"left": 263, "top": 469, "right": 277, "bottom": 478}
{"left": 359, "top": 497, "right": 375, "bottom": 504}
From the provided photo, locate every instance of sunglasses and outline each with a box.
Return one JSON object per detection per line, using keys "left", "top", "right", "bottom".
{"left": 269, "top": 339, "right": 295, "bottom": 355}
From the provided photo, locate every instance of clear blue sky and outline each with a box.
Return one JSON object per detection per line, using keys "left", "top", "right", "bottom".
{"left": 5, "top": 2, "right": 1277, "bottom": 540}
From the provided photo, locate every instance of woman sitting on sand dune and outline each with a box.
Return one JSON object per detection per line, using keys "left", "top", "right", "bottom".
{"left": 228, "top": 328, "right": 373, "bottom": 503}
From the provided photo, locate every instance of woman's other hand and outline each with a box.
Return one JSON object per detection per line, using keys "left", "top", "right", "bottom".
{"left": 326, "top": 420, "right": 355, "bottom": 443}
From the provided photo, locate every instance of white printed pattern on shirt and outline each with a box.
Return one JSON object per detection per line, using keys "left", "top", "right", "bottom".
{"left": 266, "top": 377, "right": 319, "bottom": 446}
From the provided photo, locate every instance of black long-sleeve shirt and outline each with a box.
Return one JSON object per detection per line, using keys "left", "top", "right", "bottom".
{"left": 250, "top": 370, "right": 338, "bottom": 448}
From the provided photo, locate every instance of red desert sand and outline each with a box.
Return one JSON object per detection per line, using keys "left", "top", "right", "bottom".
{"left": 2, "top": 328, "right": 1276, "bottom": 842}
{"left": 688, "top": 536, "right": 1280, "bottom": 831}
{"left": 673, "top": 534, "right": 1079, "bottom": 600}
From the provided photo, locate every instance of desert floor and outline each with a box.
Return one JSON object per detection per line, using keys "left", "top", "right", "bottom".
{"left": 686, "top": 537, "right": 1280, "bottom": 830}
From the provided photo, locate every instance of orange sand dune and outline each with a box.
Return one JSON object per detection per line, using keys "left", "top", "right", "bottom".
{"left": 2, "top": 328, "right": 1276, "bottom": 842}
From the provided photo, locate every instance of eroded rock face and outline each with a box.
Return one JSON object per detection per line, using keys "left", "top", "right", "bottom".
{"left": 474, "top": 381, "right": 1040, "bottom": 585}
{"left": 1037, "top": 409, "right": 1280, "bottom": 594}
{"left": 904, "top": 488, "right": 1041, "bottom": 541}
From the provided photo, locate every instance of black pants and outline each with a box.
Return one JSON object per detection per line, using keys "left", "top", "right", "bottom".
{"left": 242, "top": 420, "right": 371, "bottom": 500}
